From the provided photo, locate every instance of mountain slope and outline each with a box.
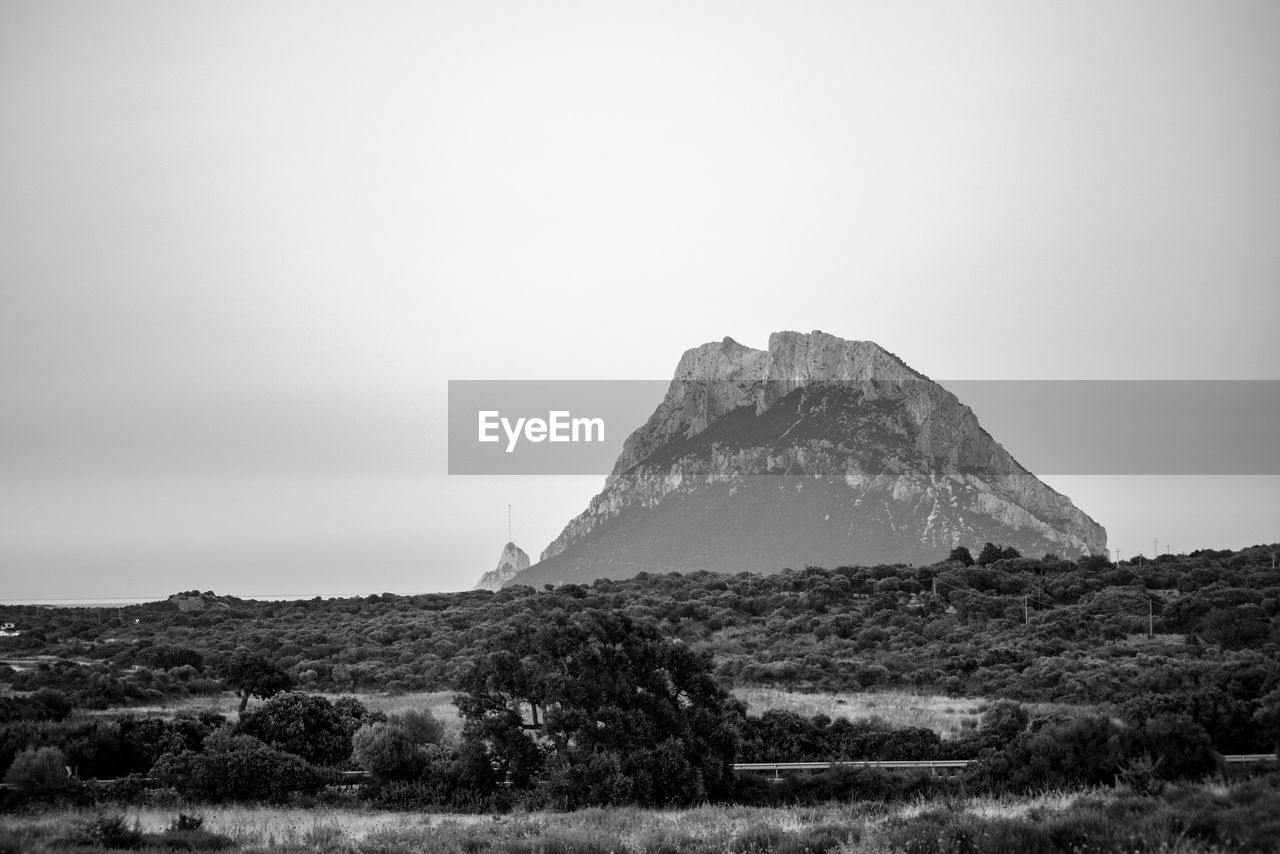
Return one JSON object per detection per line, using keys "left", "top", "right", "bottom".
{"left": 509, "top": 331, "right": 1105, "bottom": 587}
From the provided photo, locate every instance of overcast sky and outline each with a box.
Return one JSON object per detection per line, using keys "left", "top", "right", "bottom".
{"left": 2, "top": 1, "right": 1278, "bottom": 601}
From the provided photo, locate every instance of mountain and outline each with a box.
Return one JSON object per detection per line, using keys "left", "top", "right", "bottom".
{"left": 475, "top": 542, "right": 531, "bottom": 591}
{"left": 506, "top": 331, "right": 1107, "bottom": 588}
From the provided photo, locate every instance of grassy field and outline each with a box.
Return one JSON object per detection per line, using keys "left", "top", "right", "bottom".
{"left": 731, "top": 687, "right": 987, "bottom": 738}
{"left": 4, "top": 780, "right": 1275, "bottom": 853}
{"left": 82, "top": 690, "right": 467, "bottom": 743}
{"left": 84, "top": 686, "right": 1097, "bottom": 747}
{"left": 0, "top": 792, "right": 1084, "bottom": 852}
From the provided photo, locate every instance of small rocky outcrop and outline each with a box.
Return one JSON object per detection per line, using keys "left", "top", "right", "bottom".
{"left": 475, "top": 542, "right": 531, "bottom": 591}
{"left": 166, "top": 591, "right": 232, "bottom": 612}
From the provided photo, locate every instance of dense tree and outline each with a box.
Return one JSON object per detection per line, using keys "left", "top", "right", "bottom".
{"left": 455, "top": 609, "right": 742, "bottom": 806}
{"left": 136, "top": 644, "right": 204, "bottom": 672}
{"left": 976, "top": 542, "right": 1004, "bottom": 567}
{"left": 220, "top": 651, "right": 293, "bottom": 713}
{"left": 947, "top": 546, "right": 974, "bottom": 566}
{"left": 970, "top": 715, "right": 1126, "bottom": 790}
{"left": 150, "top": 730, "right": 327, "bottom": 803}
{"left": 352, "top": 721, "right": 448, "bottom": 783}
{"left": 1124, "top": 713, "right": 1217, "bottom": 781}
{"left": 237, "top": 691, "right": 378, "bottom": 766}
{"left": 979, "top": 700, "right": 1029, "bottom": 743}
{"left": 1255, "top": 687, "right": 1280, "bottom": 751}
{"left": 2, "top": 746, "right": 69, "bottom": 796}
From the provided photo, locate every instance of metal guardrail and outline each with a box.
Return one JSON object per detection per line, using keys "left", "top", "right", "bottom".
{"left": 733, "top": 754, "right": 1277, "bottom": 776}
{"left": 2, "top": 755, "right": 1272, "bottom": 790}
{"left": 1222, "top": 754, "right": 1277, "bottom": 764}
{"left": 734, "top": 760, "right": 971, "bottom": 773}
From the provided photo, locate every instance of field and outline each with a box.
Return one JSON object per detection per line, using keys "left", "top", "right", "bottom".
{"left": 79, "top": 686, "right": 1097, "bottom": 748}
{"left": 4, "top": 779, "right": 1277, "bottom": 853}
{"left": 0, "top": 792, "right": 1130, "bottom": 852}
{"left": 732, "top": 687, "right": 987, "bottom": 738}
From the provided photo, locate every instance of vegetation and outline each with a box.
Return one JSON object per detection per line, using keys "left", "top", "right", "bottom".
{"left": 4, "top": 545, "right": 1276, "bottom": 712}
{"left": 455, "top": 609, "right": 741, "bottom": 807}
{"left": 0, "top": 542, "right": 1277, "bottom": 828}
{"left": 2, "top": 778, "right": 1279, "bottom": 852}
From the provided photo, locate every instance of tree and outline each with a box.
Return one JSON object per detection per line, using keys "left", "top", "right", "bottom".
{"left": 969, "top": 715, "right": 1126, "bottom": 791}
{"left": 351, "top": 708, "right": 445, "bottom": 782}
{"left": 391, "top": 708, "right": 446, "bottom": 747}
{"left": 220, "top": 651, "right": 293, "bottom": 713}
{"left": 1124, "top": 713, "right": 1217, "bottom": 781}
{"left": 137, "top": 644, "right": 204, "bottom": 672}
{"left": 150, "top": 730, "right": 326, "bottom": 803}
{"left": 979, "top": 700, "right": 1029, "bottom": 744}
{"left": 454, "top": 609, "right": 742, "bottom": 807}
{"left": 1255, "top": 687, "right": 1280, "bottom": 752}
{"left": 237, "top": 691, "right": 378, "bottom": 766}
{"left": 976, "top": 542, "right": 1004, "bottom": 567}
{"left": 947, "top": 546, "right": 974, "bottom": 566}
{"left": 3, "top": 746, "right": 68, "bottom": 796}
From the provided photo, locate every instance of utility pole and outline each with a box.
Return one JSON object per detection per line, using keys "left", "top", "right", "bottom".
{"left": 1024, "top": 595, "right": 1029, "bottom": 626}
{"left": 1153, "top": 538, "right": 1159, "bottom": 557}
{"left": 1148, "top": 599, "right": 1154, "bottom": 638}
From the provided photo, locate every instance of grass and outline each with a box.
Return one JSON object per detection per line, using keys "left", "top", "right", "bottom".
{"left": 0, "top": 792, "right": 1086, "bottom": 851}
{"left": 80, "top": 690, "right": 466, "bottom": 743}
{"left": 83, "top": 687, "right": 1096, "bottom": 747}
{"left": 732, "top": 687, "right": 988, "bottom": 738}
{"left": 6, "top": 782, "right": 1275, "bottom": 852}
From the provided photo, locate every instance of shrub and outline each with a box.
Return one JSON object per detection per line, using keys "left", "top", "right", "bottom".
{"left": 968, "top": 715, "right": 1125, "bottom": 792}
{"left": 1125, "top": 713, "right": 1217, "bottom": 781}
{"left": 64, "top": 813, "right": 143, "bottom": 850}
{"left": 0, "top": 829, "right": 22, "bottom": 854}
{"left": 237, "top": 691, "right": 371, "bottom": 766}
{"left": 391, "top": 708, "right": 446, "bottom": 746}
{"left": 503, "top": 828, "right": 632, "bottom": 854}
{"left": 150, "top": 731, "right": 328, "bottom": 803}
{"left": 352, "top": 721, "right": 432, "bottom": 782}
{"left": 980, "top": 700, "right": 1029, "bottom": 742}
{"left": 2, "top": 745, "right": 68, "bottom": 796}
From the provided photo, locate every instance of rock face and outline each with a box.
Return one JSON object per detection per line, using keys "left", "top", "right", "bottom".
{"left": 507, "top": 331, "right": 1107, "bottom": 588}
{"left": 166, "top": 591, "right": 232, "bottom": 612}
{"left": 475, "top": 542, "right": 531, "bottom": 591}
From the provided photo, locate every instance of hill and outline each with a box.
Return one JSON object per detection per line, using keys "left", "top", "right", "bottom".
{"left": 2, "top": 544, "right": 1276, "bottom": 745}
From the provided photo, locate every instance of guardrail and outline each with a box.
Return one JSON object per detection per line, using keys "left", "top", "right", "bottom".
{"left": 733, "top": 754, "right": 1277, "bottom": 777}
{"left": 734, "top": 760, "right": 971, "bottom": 774}
{"left": 1221, "top": 754, "right": 1277, "bottom": 764}
{"left": 2, "top": 754, "right": 1272, "bottom": 790}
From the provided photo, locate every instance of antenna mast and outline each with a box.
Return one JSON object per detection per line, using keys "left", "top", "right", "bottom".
{"left": 508, "top": 504, "right": 512, "bottom": 543}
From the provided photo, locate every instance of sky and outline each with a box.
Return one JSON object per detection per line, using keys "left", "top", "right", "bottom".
{"left": 2, "top": 0, "right": 1278, "bottom": 601}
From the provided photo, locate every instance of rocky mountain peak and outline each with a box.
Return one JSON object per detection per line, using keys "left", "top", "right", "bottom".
{"left": 507, "top": 331, "right": 1106, "bottom": 588}
{"left": 474, "top": 541, "right": 531, "bottom": 591}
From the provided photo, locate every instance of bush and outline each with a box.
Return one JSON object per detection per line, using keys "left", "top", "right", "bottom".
{"left": 150, "top": 731, "right": 329, "bottom": 803}
{"left": 64, "top": 813, "right": 143, "bottom": 850}
{"left": 391, "top": 708, "right": 446, "bottom": 746}
{"left": 968, "top": 715, "right": 1125, "bottom": 792}
{"left": 352, "top": 721, "right": 433, "bottom": 782}
{"left": 2, "top": 745, "right": 68, "bottom": 796}
{"left": 1125, "top": 713, "right": 1218, "bottom": 781}
{"left": 980, "top": 700, "right": 1029, "bottom": 742}
{"left": 237, "top": 691, "right": 377, "bottom": 767}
